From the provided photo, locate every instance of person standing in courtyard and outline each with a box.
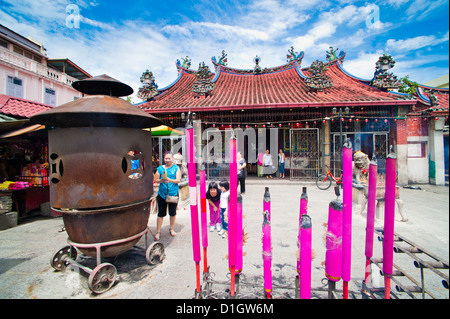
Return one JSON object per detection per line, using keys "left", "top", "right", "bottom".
{"left": 154, "top": 151, "right": 181, "bottom": 240}
{"left": 278, "top": 149, "right": 285, "bottom": 179}
{"left": 237, "top": 152, "right": 247, "bottom": 194}
{"left": 206, "top": 181, "right": 222, "bottom": 232}
{"left": 263, "top": 149, "right": 274, "bottom": 179}
{"left": 218, "top": 180, "right": 230, "bottom": 238}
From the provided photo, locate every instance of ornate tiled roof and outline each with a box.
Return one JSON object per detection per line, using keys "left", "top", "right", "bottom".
{"left": 139, "top": 55, "right": 417, "bottom": 113}
{"left": 0, "top": 94, "right": 53, "bottom": 119}
{"left": 414, "top": 85, "right": 449, "bottom": 115}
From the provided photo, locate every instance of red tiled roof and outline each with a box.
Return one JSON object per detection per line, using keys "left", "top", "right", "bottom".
{"left": 414, "top": 86, "right": 449, "bottom": 115}
{"left": 139, "top": 60, "right": 417, "bottom": 113}
{"left": 0, "top": 94, "right": 53, "bottom": 119}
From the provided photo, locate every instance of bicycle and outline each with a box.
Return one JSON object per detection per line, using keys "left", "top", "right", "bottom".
{"left": 316, "top": 165, "right": 342, "bottom": 190}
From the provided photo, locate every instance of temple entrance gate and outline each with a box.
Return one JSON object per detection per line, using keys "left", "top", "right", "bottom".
{"left": 289, "top": 128, "right": 319, "bottom": 180}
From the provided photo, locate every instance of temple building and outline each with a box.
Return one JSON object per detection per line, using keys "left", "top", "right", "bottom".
{"left": 137, "top": 48, "right": 449, "bottom": 185}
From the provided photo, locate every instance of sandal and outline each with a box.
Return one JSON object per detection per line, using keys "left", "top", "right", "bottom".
{"left": 169, "top": 228, "right": 177, "bottom": 237}
{"left": 155, "top": 232, "right": 161, "bottom": 241}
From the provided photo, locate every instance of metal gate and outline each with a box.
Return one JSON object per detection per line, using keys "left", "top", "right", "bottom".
{"left": 289, "top": 128, "right": 319, "bottom": 180}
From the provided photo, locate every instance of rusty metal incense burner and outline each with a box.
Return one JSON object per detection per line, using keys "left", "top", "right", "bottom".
{"left": 31, "top": 74, "right": 165, "bottom": 294}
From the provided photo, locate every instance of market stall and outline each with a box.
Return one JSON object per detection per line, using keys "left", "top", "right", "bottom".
{"left": 0, "top": 123, "right": 50, "bottom": 228}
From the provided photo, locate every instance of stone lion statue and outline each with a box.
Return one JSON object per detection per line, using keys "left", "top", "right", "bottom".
{"left": 353, "top": 151, "right": 369, "bottom": 188}
{"left": 173, "top": 153, "right": 188, "bottom": 179}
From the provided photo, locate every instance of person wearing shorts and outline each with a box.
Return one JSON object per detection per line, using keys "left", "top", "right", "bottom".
{"left": 155, "top": 152, "right": 181, "bottom": 240}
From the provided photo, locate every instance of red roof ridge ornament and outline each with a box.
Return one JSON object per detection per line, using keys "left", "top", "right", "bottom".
{"left": 371, "top": 54, "right": 401, "bottom": 91}
{"left": 326, "top": 46, "right": 345, "bottom": 63}
{"left": 137, "top": 69, "right": 159, "bottom": 101}
{"left": 253, "top": 55, "right": 262, "bottom": 74}
{"left": 428, "top": 89, "right": 439, "bottom": 106}
{"left": 217, "top": 50, "right": 228, "bottom": 66}
{"left": 287, "top": 46, "right": 303, "bottom": 62}
{"left": 192, "top": 62, "right": 215, "bottom": 97}
{"left": 176, "top": 56, "right": 198, "bottom": 75}
{"left": 212, "top": 49, "right": 302, "bottom": 75}
{"left": 304, "top": 60, "right": 333, "bottom": 92}
{"left": 180, "top": 56, "right": 191, "bottom": 69}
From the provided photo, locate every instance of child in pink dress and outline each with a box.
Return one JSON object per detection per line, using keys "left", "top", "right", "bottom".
{"left": 206, "top": 182, "right": 222, "bottom": 232}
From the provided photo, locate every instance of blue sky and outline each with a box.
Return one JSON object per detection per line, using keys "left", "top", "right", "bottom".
{"left": 1, "top": 0, "right": 448, "bottom": 102}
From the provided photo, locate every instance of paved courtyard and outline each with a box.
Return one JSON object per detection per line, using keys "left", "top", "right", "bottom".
{"left": 0, "top": 178, "right": 448, "bottom": 300}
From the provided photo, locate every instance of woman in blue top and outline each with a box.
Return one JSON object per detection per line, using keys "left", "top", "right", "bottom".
{"left": 155, "top": 151, "right": 181, "bottom": 240}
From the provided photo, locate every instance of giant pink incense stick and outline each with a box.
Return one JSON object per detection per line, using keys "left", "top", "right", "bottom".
{"left": 364, "top": 158, "right": 377, "bottom": 284}
{"left": 296, "top": 187, "right": 308, "bottom": 280}
{"left": 199, "top": 163, "right": 208, "bottom": 274}
{"left": 300, "top": 187, "right": 308, "bottom": 216}
{"left": 383, "top": 149, "right": 397, "bottom": 299}
{"left": 342, "top": 139, "right": 352, "bottom": 299}
{"left": 325, "top": 198, "right": 343, "bottom": 283}
{"left": 236, "top": 194, "right": 243, "bottom": 275}
{"left": 186, "top": 120, "right": 201, "bottom": 295}
{"left": 300, "top": 214, "right": 312, "bottom": 299}
{"left": 262, "top": 187, "right": 272, "bottom": 298}
{"left": 228, "top": 132, "right": 238, "bottom": 296}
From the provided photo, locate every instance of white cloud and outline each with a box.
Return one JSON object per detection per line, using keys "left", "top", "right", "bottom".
{"left": 161, "top": 24, "right": 191, "bottom": 37}
{"left": 405, "top": 0, "right": 448, "bottom": 21}
{"left": 286, "top": 3, "right": 391, "bottom": 53}
{"left": 188, "top": 22, "right": 270, "bottom": 41}
{"left": 0, "top": 0, "right": 68, "bottom": 22}
{"left": 340, "top": 51, "right": 384, "bottom": 80}
{"left": 385, "top": 0, "right": 411, "bottom": 8}
{"left": 1, "top": 0, "right": 447, "bottom": 103}
{"left": 80, "top": 16, "right": 115, "bottom": 30}
{"left": 342, "top": 50, "right": 449, "bottom": 84}
{"left": 385, "top": 32, "right": 449, "bottom": 52}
